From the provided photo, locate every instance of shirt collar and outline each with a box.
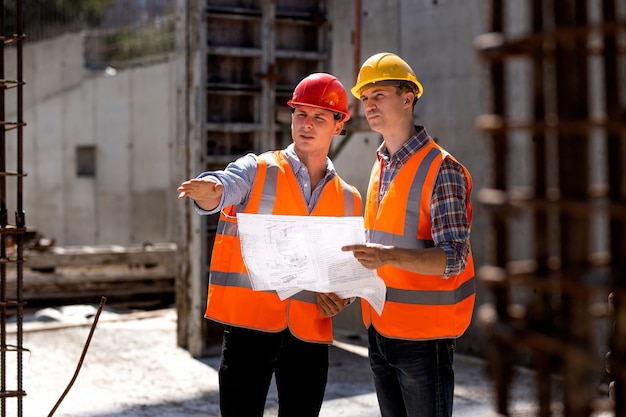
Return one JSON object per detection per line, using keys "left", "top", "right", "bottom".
{"left": 377, "top": 125, "right": 430, "bottom": 165}
{"left": 283, "top": 143, "right": 335, "bottom": 176}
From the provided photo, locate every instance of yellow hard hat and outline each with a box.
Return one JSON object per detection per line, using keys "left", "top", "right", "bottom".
{"left": 351, "top": 52, "right": 423, "bottom": 100}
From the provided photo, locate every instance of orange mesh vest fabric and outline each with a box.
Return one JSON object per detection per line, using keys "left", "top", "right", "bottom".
{"left": 206, "top": 150, "right": 362, "bottom": 344}
{"left": 362, "top": 138, "right": 475, "bottom": 340}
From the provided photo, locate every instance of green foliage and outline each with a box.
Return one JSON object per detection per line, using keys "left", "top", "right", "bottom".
{"left": 3, "top": 0, "right": 115, "bottom": 39}
{"left": 104, "top": 18, "right": 176, "bottom": 68}
{"left": 30, "top": 0, "right": 114, "bottom": 25}
{"left": 3, "top": 0, "right": 176, "bottom": 69}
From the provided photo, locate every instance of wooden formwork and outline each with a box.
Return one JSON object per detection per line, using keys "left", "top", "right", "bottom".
{"left": 5, "top": 243, "right": 178, "bottom": 310}
{"left": 176, "top": 0, "right": 331, "bottom": 357}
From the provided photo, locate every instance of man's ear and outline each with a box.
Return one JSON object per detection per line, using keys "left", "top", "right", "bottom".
{"left": 405, "top": 91, "right": 416, "bottom": 106}
{"left": 333, "top": 121, "right": 344, "bottom": 135}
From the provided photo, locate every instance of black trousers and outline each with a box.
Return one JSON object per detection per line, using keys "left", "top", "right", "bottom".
{"left": 218, "top": 326, "right": 329, "bottom": 417}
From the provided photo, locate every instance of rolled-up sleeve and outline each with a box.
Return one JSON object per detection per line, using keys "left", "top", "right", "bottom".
{"left": 430, "top": 158, "right": 471, "bottom": 278}
{"left": 193, "top": 153, "right": 258, "bottom": 215}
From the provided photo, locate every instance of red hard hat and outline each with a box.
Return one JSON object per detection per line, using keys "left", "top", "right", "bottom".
{"left": 287, "top": 73, "right": 350, "bottom": 122}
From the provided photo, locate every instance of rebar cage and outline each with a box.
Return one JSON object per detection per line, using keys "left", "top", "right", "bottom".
{"left": 0, "top": 0, "right": 27, "bottom": 416}
{"left": 475, "top": 0, "right": 625, "bottom": 416}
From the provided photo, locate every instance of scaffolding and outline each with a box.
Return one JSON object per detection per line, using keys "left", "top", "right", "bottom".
{"left": 475, "top": 0, "right": 625, "bottom": 416}
{"left": 176, "top": 0, "right": 333, "bottom": 357}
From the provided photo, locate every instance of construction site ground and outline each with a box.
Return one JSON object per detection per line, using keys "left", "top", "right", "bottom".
{"left": 5, "top": 305, "right": 614, "bottom": 417}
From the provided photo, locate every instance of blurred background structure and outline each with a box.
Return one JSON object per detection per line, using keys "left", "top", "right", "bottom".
{"left": 474, "top": 1, "right": 625, "bottom": 416}
{"left": 0, "top": 1, "right": 624, "bottom": 416}
{"left": 1, "top": 0, "right": 27, "bottom": 415}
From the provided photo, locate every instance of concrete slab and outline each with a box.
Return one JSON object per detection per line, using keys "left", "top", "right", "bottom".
{"left": 4, "top": 307, "right": 615, "bottom": 417}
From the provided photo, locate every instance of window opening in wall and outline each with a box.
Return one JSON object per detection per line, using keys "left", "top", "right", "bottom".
{"left": 76, "top": 145, "right": 96, "bottom": 177}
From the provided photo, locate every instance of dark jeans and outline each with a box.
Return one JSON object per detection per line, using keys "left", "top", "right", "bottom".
{"left": 218, "top": 326, "right": 329, "bottom": 417}
{"left": 368, "top": 326, "right": 456, "bottom": 417}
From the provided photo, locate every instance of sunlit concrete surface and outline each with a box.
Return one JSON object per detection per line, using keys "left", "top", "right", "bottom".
{"left": 5, "top": 306, "right": 615, "bottom": 417}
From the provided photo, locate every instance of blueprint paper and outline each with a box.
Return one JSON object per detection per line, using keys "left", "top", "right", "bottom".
{"left": 236, "top": 213, "right": 386, "bottom": 315}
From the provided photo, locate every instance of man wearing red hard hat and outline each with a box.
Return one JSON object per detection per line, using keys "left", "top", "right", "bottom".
{"left": 178, "top": 73, "right": 361, "bottom": 417}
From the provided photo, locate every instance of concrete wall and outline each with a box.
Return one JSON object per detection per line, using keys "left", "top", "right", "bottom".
{"left": 331, "top": 0, "right": 489, "bottom": 261}
{"left": 5, "top": 33, "right": 177, "bottom": 246}
{"left": 9, "top": 1, "right": 510, "bottom": 356}
{"left": 327, "top": 0, "right": 496, "bottom": 355}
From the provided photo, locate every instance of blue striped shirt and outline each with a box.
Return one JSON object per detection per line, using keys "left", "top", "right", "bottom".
{"left": 194, "top": 144, "right": 336, "bottom": 215}
{"left": 377, "top": 126, "right": 471, "bottom": 277}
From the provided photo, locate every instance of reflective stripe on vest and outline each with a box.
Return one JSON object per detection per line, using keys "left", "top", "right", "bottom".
{"left": 209, "top": 270, "right": 318, "bottom": 304}
{"left": 366, "top": 147, "right": 439, "bottom": 249}
{"left": 340, "top": 178, "right": 356, "bottom": 216}
{"left": 386, "top": 276, "right": 475, "bottom": 305}
{"left": 363, "top": 138, "right": 475, "bottom": 340}
{"left": 206, "top": 150, "right": 362, "bottom": 343}
{"left": 257, "top": 153, "right": 278, "bottom": 210}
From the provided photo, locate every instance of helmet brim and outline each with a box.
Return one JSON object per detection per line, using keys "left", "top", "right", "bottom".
{"left": 287, "top": 101, "right": 350, "bottom": 122}
{"left": 351, "top": 78, "right": 424, "bottom": 100}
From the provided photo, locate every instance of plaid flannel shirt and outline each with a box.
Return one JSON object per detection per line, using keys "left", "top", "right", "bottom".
{"left": 377, "top": 126, "right": 471, "bottom": 278}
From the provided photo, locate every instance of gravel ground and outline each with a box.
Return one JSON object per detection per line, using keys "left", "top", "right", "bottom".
{"left": 3, "top": 305, "right": 615, "bottom": 417}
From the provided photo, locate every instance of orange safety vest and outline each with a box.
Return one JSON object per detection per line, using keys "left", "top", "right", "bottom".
{"left": 362, "top": 137, "right": 475, "bottom": 340}
{"left": 206, "top": 150, "right": 362, "bottom": 344}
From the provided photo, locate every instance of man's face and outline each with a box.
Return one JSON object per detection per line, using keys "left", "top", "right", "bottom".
{"left": 358, "top": 85, "right": 410, "bottom": 133}
{"left": 291, "top": 105, "right": 342, "bottom": 157}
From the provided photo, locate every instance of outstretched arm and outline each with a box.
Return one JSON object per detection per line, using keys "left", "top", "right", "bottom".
{"left": 177, "top": 177, "right": 224, "bottom": 211}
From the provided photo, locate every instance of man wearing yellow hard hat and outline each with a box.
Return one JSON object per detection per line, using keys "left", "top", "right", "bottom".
{"left": 343, "top": 52, "right": 475, "bottom": 417}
